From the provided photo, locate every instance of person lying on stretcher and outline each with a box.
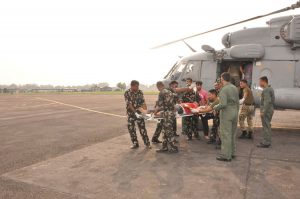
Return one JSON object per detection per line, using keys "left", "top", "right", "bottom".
{"left": 136, "top": 102, "right": 201, "bottom": 120}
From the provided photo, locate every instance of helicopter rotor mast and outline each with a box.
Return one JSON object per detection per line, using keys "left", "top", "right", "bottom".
{"left": 151, "top": 1, "right": 300, "bottom": 50}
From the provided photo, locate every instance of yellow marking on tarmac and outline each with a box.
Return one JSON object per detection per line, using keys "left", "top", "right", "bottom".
{"left": 36, "top": 97, "right": 126, "bottom": 118}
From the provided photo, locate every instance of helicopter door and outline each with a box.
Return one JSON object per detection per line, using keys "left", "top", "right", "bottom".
{"left": 218, "top": 61, "right": 253, "bottom": 87}
{"left": 200, "top": 61, "right": 217, "bottom": 90}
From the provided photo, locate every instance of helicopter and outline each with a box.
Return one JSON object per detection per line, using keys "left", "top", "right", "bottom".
{"left": 153, "top": 1, "right": 300, "bottom": 110}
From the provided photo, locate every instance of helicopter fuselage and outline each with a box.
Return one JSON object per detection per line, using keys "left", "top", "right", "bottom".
{"left": 163, "top": 15, "right": 300, "bottom": 110}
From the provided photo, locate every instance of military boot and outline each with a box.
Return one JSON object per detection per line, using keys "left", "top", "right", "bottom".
{"left": 156, "top": 141, "right": 168, "bottom": 153}
{"left": 151, "top": 139, "right": 162, "bottom": 144}
{"left": 207, "top": 137, "right": 216, "bottom": 144}
{"left": 247, "top": 131, "right": 253, "bottom": 139}
{"left": 168, "top": 143, "right": 179, "bottom": 153}
{"left": 130, "top": 142, "right": 139, "bottom": 149}
{"left": 238, "top": 131, "right": 247, "bottom": 139}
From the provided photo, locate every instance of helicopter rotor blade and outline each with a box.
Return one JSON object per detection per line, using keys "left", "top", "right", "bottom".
{"left": 182, "top": 40, "right": 197, "bottom": 52}
{"left": 151, "top": 1, "right": 300, "bottom": 49}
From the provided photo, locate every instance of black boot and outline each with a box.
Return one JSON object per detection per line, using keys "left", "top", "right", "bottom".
{"left": 238, "top": 131, "right": 247, "bottom": 139}
{"left": 247, "top": 131, "right": 253, "bottom": 139}
{"left": 207, "top": 137, "right": 216, "bottom": 144}
{"left": 130, "top": 142, "right": 139, "bottom": 149}
{"left": 152, "top": 139, "right": 162, "bottom": 144}
{"left": 156, "top": 141, "right": 168, "bottom": 153}
{"left": 168, "top": 143, "right": 179, "bottom": 153}
{"left": 194, "top": 134, "right": 201, "bottom": 140}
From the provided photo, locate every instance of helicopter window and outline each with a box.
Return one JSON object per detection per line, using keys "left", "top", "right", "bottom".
{"left": 177, "top": 62, "right": 186, "bottom": 73}
{"left": 182, "top": 61, "right": 201, "bottom": 80}
{"left": 165, "top": 62, "right": 187, "bottom": 80}
{"left": 185, "top": 63, "right": 194, "bottom": 74}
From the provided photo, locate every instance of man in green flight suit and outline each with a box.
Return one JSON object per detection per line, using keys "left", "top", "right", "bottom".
{"left": 213, "top": 72, "right": 239, "bottom": 162}
{"left": 257, "top": 76, "right": 275, "bottom": 148}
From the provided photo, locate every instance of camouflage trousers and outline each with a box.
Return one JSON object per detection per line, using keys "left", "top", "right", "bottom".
{"left": 161, "top": 111, "right": 178, "bottom": 152}
{"left": 184, "top": 116, "right": 199, "bottom": 139}
{"left": 127, "top": 115, "right": 150, "bottom": 146}
{"left": 211, "top": 115, "right": 220, "bottom": 141}
{"left": 239, "top": 105, "right": 254, "bottom": 132}
{"left": 152, "top": 117, "right": 177, "bottom": 141}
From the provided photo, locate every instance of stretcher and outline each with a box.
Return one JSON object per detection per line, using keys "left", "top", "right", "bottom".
{"left": 136, "top": 103, "right": 201, "bottom": 123}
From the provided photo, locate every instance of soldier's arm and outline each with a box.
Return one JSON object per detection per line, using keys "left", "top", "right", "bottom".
{"left": 213, "top": 91, "right": 227, "bottom": 111}
{"left": 239, "top": 89, "right": 248, "bottom": 104}
{"left": 154, "top": 93, "right": 163, "bottom": 115}
{"left": 261, "top": 89, "right": 272, "bottom": 114}
{"left": 124, "top": 92, "right": 136, "bottom": 113}
{"left": 197, "top": 106, "right": 213, "bottom": 113}
{"left": 141, "top": 92, "right": 147, "bottom": 110}
{"left": 174, "top": 87, "right": 192, "bottom": 93}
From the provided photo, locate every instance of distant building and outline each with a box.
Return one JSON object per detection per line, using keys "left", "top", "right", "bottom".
{"left": 100, "top": 86, "right": 113, "bottom": 92}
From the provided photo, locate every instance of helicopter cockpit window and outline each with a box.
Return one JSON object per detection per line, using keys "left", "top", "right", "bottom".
{"left": 185, "top": 63, "right": 194, "bottom": 74}
{"left": 166, "top": 62, "right": 186, "bottom": 80}
{"left": 181, "top": 61, "right": 201, "bottom": 80}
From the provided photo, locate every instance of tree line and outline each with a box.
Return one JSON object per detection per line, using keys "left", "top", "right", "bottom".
{"left": 0, "top": 82, "right": 157, "bottom": 92}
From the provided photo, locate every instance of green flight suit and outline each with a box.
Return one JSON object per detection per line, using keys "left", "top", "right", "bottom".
{"left": 214, "top": 82, "right": 239, "bottom": 159}
{"left": 260, "top": 85, "right": 275, "bottom": 145}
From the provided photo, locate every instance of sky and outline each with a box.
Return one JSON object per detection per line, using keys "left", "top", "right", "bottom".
{"left": 0, "top": 0, "right": 299, "bottom": 86}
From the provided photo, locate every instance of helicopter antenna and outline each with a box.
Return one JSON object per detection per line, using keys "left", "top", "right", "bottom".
{"left": 182, "top": 40, "right": 197, "bottom": 52}
{"left": 151, "top": 1, "right": 300, "bottom": 49}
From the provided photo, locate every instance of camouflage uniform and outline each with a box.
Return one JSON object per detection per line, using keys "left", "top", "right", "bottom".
{"left": 124, "top": 89, "right": 150, "bottom": 146}
{"left": 182, "top": 88, "right": 200, "bottom": 139}
{"left": 239, "top": 86, "right": 255, "bottom": 132}
{"left": 152, "top": 101, "right": 163, "bottom": 141}
{"left": 157, "top": 88, "right": 178, "bottom": 152}
{"left": 208, "top": 99, "right": 220, "bottom": 143}
{"left": 260, "top": 85, "right": 275, "bottom": 145}
{"left": 152, "top": 88, "right": 178, "bottom": 141}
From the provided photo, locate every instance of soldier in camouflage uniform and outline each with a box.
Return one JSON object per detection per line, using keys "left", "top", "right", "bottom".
{"left": 124, "top": 80, "right": 151, "bottom": 149}
{"left": 155, "top": 81, "right": 178, "bottom": 153}
{"left": 257, "top": 76, "right": 275, "bottom": 148}
{"left": 181, "top": 78, "right": 200, "bottom": 140}
{"left": 238, "top": 79, "right": 255, "bottom": 139}
{"left": 152, "top": 81, "right": 179, "bottom": 143}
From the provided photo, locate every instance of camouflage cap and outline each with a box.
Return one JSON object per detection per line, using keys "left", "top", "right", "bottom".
{"left": 215, "top": 78, "right": 221, "bottom": 83}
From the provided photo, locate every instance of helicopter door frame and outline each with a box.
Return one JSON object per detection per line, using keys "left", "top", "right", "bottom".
{"left": 217, "top": 60, "right": 255, "bottom": 88}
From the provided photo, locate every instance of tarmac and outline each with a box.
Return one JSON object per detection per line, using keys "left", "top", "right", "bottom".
{"left": 0, "top": 94, "right": 299, "bottom": 199}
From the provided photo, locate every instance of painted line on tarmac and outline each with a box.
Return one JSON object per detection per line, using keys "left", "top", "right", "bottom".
{"left": 13, "top": 102, "right": 57, "bottom": 109}
{"left": 36, "top": 97, "right": 126, "bottom": 118}
{"left": 0, "top": 109, "right": 79, "bottom": 121}
{"left": 0, "top": 111, "right": 78, "bottom": 120}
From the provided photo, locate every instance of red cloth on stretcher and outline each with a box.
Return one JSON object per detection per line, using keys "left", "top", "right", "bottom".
{"left": 180, "top": 103, "right": 198, "bottom": 115}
